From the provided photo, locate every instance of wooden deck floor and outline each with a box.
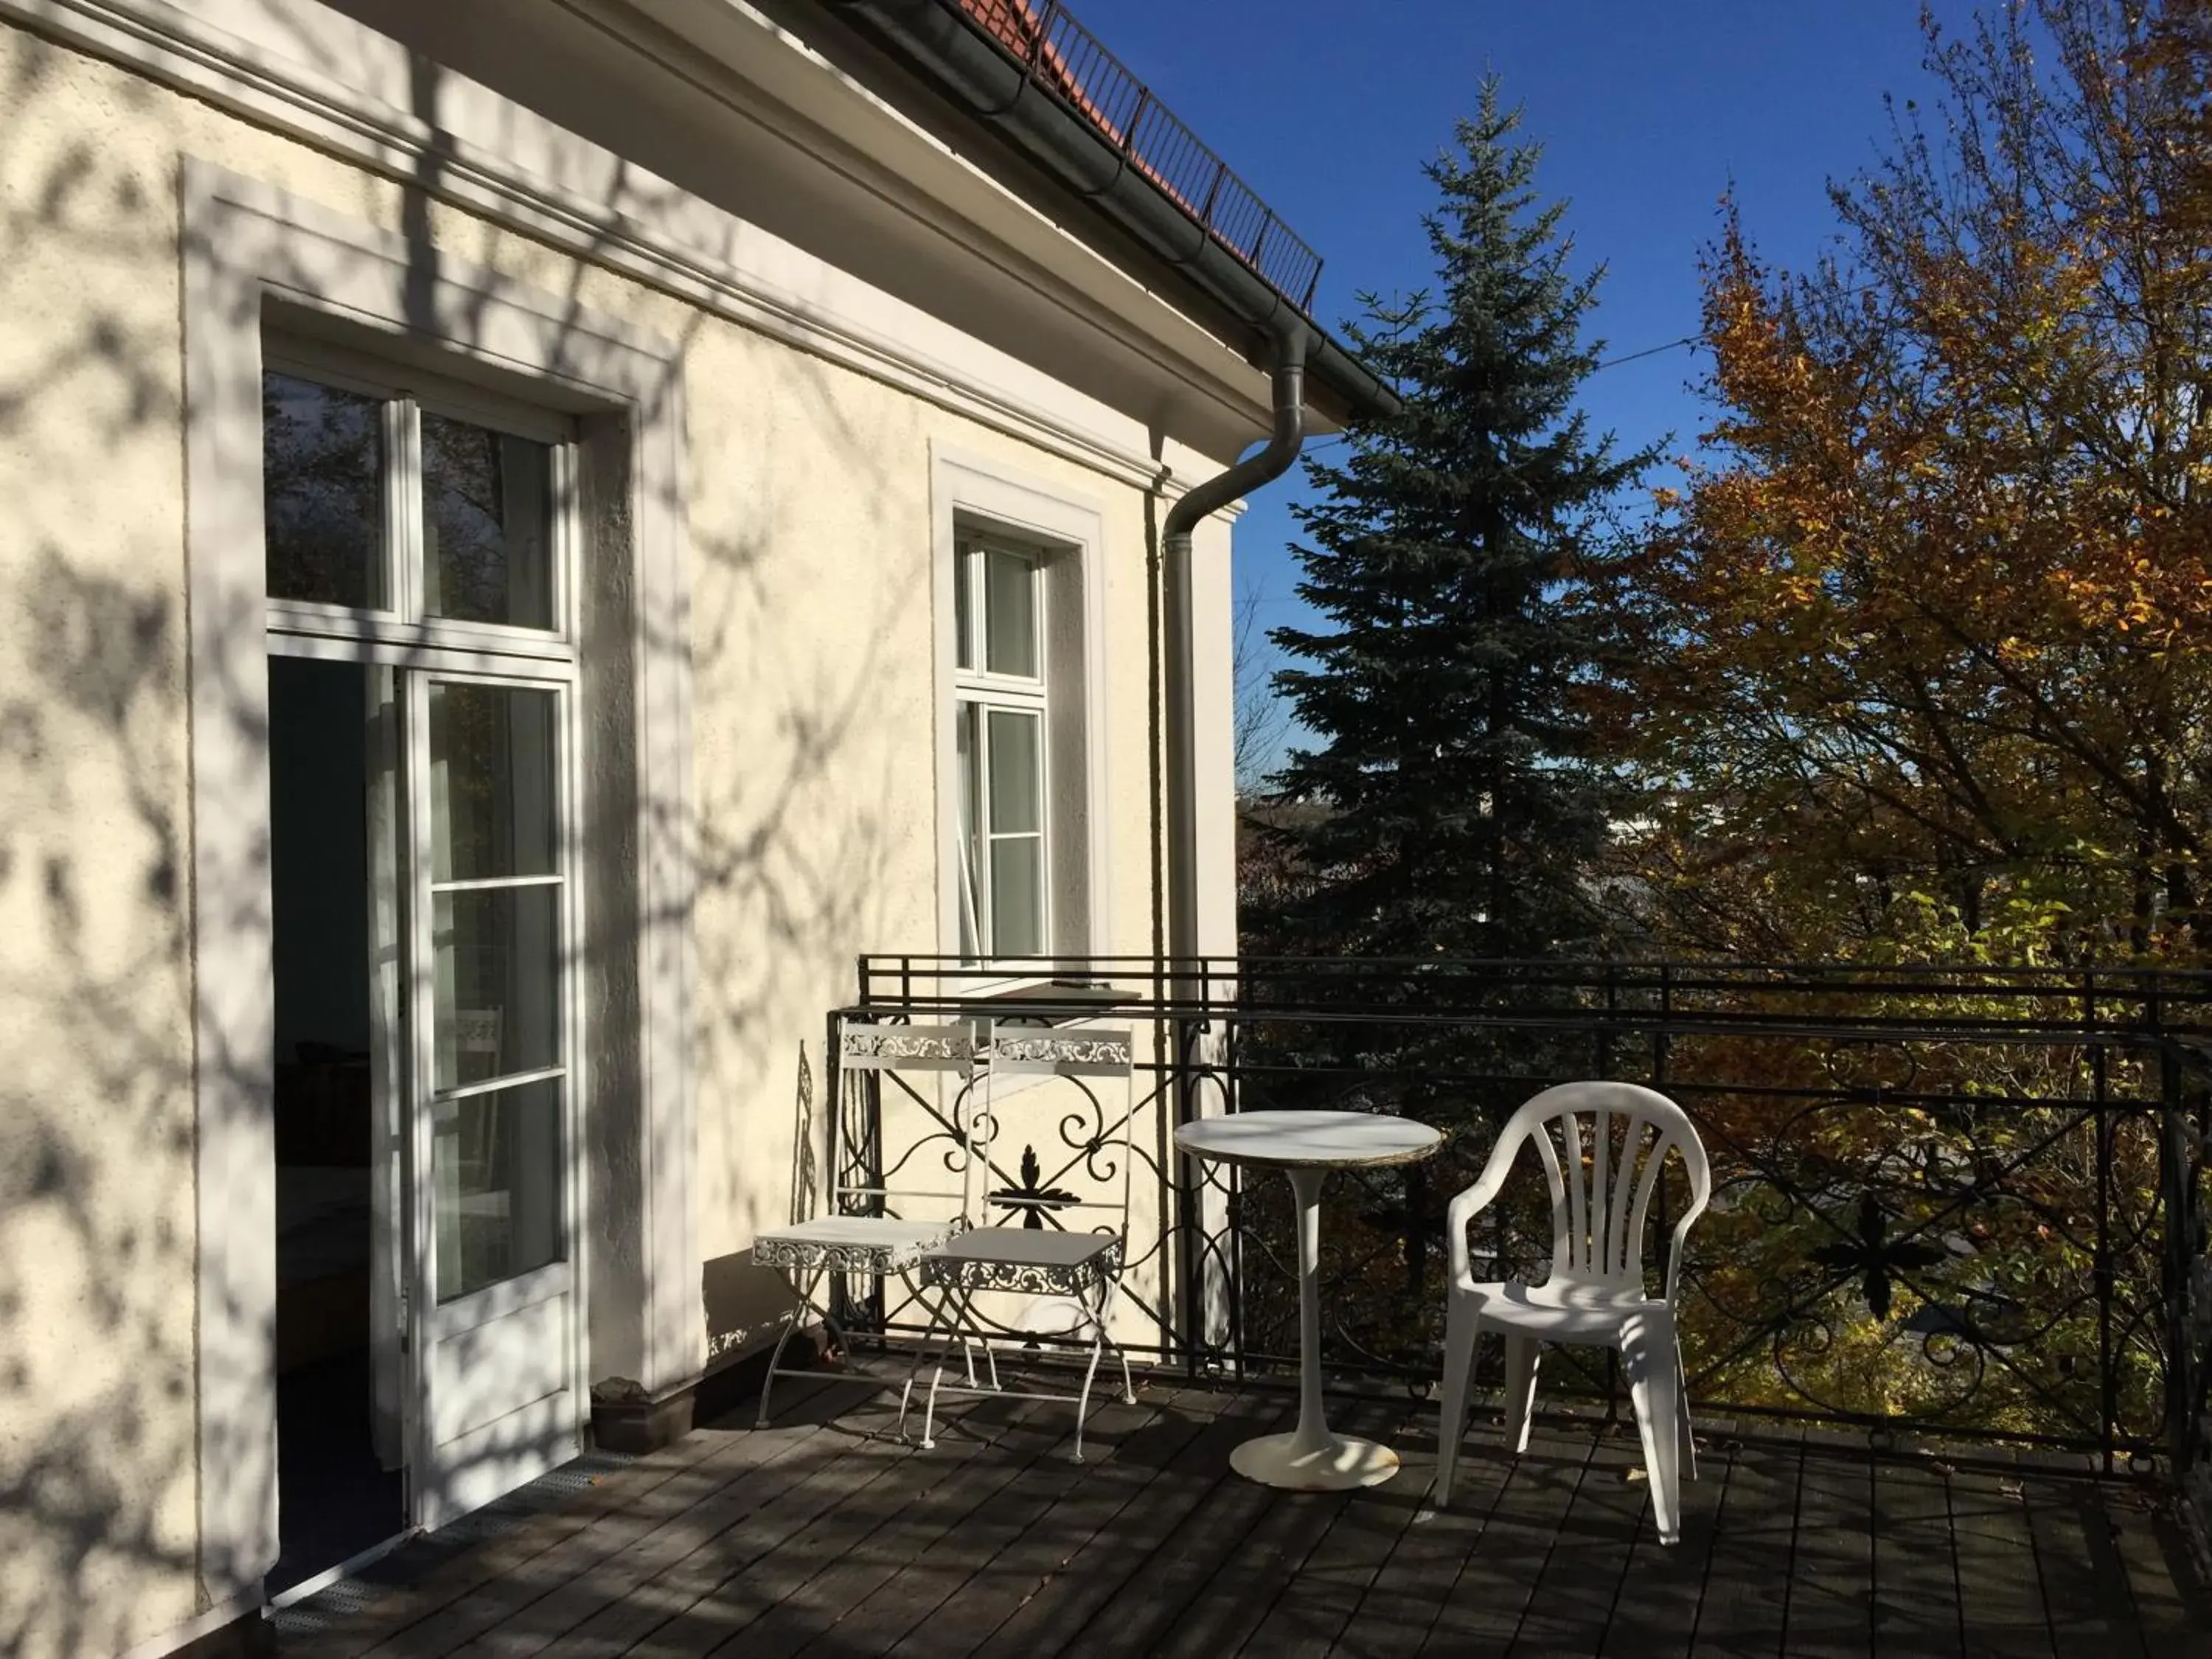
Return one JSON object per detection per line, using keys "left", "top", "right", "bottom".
{"left": 276, "top": 1366, "right": 2205, "bottom": 1658}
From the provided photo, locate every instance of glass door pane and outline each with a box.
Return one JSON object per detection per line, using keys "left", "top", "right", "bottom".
{"left": 983, "top": 549, "right": 1037, "bottom": 677}
{"left": 431, "top": 886, "right": 561, "bottom": 1091}
{"left": 432, "top": 1078, "right": 563, "bottom": 1302}
{"left": 428, "top": 683, "right": 557, "bottom": 880}
{"left": 420, "top": 415, "right": 556, "bottom": 630}
{"left": 956, "top": 702, "right": 984, "bottom": 959}
{"left": 984, "top": 707, "right": 1045, "bottom": 956}
{"left": 262, "top": 372, "right": 385, "bottom": 608}
{"left": 414, "top": 677, "right": 568, "bottom": 1305}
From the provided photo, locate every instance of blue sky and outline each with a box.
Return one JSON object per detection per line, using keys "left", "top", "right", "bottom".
{"left": 1072, "top": 0, "right": 1979, "bottom": 753}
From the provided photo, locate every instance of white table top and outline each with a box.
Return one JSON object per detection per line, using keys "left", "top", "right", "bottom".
{"left": 1174, "top": 1110, "right": 1442, "bottom": 1170}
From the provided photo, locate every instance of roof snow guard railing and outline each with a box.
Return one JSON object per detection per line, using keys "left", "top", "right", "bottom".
{"left": 947, "top": 0, "right": 1325, "bottom": 314}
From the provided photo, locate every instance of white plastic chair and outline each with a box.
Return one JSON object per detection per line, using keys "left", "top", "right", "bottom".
{"left": 1436, "top": 1081, "right": 1711, "bottom": 1543}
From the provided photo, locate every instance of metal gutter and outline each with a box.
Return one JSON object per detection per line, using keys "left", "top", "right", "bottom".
{"left": 824, "top": 0, "right": 1400, "bottom": 425}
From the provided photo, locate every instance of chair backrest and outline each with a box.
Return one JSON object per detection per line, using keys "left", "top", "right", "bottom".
{"left": 1475, "top": 1081, "right": 1712, "bottom": 1300}
{"left": 830, "top": 1018, "right": 987, "bottom": 1224}
{"left": 964, "top": 1023, "right": 1136, "bottom": 1238}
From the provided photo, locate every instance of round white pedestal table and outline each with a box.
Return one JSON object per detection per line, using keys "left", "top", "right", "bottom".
{"left": 1174, "top": 1110, "right": 1443, "bottom": 1491}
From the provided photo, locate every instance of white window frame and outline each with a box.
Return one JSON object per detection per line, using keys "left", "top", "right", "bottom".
{"left": 182, "top": 160, "right": 697, "bottom": 1604}
{"left": 931, "top": 445, "right": 1112, "bottom": 982}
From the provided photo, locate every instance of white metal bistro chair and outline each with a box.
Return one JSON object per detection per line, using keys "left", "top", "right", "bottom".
{"left": 1435, "top": 1081, "right": 1712, "bottom": 1543}
{"left": 752, "top": 1019, "right": 979, "bottom": 1428}
{"left": 905, "top": 1023, "right": 1138, "bottom": 1462}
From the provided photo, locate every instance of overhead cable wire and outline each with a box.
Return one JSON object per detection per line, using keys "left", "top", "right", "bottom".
{"left": 1594, "top": 334, "right": 1703, "bottom": 369}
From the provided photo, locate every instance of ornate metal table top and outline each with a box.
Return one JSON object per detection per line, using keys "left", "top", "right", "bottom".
{"left": 1174, "top": 1110, "right": 1442, "bottom": 1171}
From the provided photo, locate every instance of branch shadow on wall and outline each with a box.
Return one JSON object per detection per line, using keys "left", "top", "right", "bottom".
{"left": 0, "top": 19, "right": 924, "bottom": 1655}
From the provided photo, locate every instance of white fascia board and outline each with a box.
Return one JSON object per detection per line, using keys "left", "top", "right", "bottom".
{"left": 624, "top": 0, "right": 1307, "bottom": 434}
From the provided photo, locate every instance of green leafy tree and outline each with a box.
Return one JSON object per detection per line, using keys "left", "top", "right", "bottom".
{"left": 1265, "top": 80, "right": 1657, "bottom": 961}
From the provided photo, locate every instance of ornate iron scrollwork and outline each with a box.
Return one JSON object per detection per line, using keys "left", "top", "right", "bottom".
{"left": 1809, "top": 1193, "right": 1950, "bottom": 1321}
{"left": 988, "top": 1144, "right": 1080, "bottom": 1228}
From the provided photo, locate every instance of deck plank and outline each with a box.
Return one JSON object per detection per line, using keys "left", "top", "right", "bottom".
{"left": 2017, "top": 1458, "right": 2149, "bottom": 1659}
{"left": 1416, "top": 1419, "right": 1602, "bottom": 1656}
{"left": 1348, "top": 1402, "right": 1520, "bottom": 1659}
{"left": 1238, "top": 1408, "right": 1435, "bottom": 1659}
{"left": 1065, "top": 1395, "right": 1399, "bottom": 1659}
{"left": 882, "top": 1387, "right": 1279, "bottom": 1659}
{"left": 445, "top": 1385, "right": 953, "bottom": 1659}
{"left": 1506, "top": 1419, "right": 1649, "bottom": 1656}
{"left": 1599, "top": 1430, "right": 1734, "bottom": 1658}
{"left": 720, "top": 1382, "right": 1200, "bottom": 1659}
{"left": 1136, "top": 1395, "right": 1416, "bottom": 1659}
{"left": 367, "top": 1376, "right": 883, "bottom": 1659}
{"left": 1866, "top": 1450, "right": 1964, "bottom": 1658}
{"left": 619, "top": 1423, "right": 978, "bottom": 1658}
{"left": 1029, "top": 1390, "right": 1303, "bottom": 1659}
{"left": 1946, "top": 1451, "right": 2053, "bottom": 1659}
{"left": 1784, "top": 1431, "right": 1875, "bottom": 1658}
{"left": 521, "top": 1390, "right": 953, "bottom": 1658}
{"left": 776, "top": 1384, "right": 1150, "bottom": 1659}
{"left": 689, "top": 1394, "right": 1080, "bottom": 1659}
{"left": 2104, "top": 1481, "right": 2204, "bottom": 1655}
{"left": 298, "top": 1375, "right": 843, "bottom": 1658}
{"left": 1680, "top": 1422, "right": 1800, "bottom": 1658}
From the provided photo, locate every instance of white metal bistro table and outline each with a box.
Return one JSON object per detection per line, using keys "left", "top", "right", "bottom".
{"left": 1175, "top": 1110, "right": 1444, "bottom": 1490}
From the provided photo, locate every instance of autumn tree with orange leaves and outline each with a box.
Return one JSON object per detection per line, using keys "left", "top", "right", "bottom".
{"left": 1604, "top": 0, "right": 2212, "bottom": 966}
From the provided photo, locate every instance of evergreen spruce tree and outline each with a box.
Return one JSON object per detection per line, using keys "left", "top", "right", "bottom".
{"left": 1267, "top": 83, "right": 1655, "bottom": 963}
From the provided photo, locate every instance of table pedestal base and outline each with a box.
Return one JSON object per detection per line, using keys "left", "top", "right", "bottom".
{"left": 1230, "top": 1430, "right": 1401, "bottom": 1491}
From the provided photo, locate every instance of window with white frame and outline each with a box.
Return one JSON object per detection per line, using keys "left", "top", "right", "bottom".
{"left": 953, "top": 536, "right": 1051, "bottom": 960}
{"left": 933, "top": 451, "right": 1110, "bottom": 974}
{"left": 261, "top": 345, "right": 573, "bottom": 649}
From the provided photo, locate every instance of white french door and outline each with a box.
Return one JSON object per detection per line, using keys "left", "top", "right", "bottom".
{"left": 263, "top": 339, "right": 586, "bottom": 1536}
{"left": 383, "top": 669, "right": 581, "bottom": 1530}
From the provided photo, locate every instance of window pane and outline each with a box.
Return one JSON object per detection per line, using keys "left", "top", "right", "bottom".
{"left": 263, "top": 372, "right": 383, "bottom": 608}
{"left": 984, "top": 549, "right": 1037, "bottom": 677}
{"left": 422, "top": 414, "right": 555, "bottom": 630}
{"left": 956, "top": 703, "right": 983, "bottom": 959}
{"left": 433, "top": 885, "right": 560, "bottom": 1091}
{"left": 987, "top": 709, "right": 1041, "bottom": 835}
{"left": 989, "top": 835, "right": 1045, "bottom": 957}
{"left": 954, "top": 546, "right": 975, "bottom": 672}
{"left": 434, "top": 1076, "right": 563, "bottom": 1301}
{"left": 429, "top": 683, "right": 557, "bottom": 882}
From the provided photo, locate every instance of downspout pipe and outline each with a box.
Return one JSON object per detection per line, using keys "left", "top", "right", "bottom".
{"left": 1161, "top": 322, "right": 1308, "bottom": 981}
{"left": 1157, "top": 324, "right": 1303, "bottom": 1374}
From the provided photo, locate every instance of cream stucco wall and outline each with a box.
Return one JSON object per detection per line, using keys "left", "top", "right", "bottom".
{"left": 0, "top": 14, "right": 1242, "bottom": 1658}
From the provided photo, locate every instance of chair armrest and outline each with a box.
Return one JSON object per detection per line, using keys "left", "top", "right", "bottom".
{"left": 1662, "top": 1194, "right": 1710, "bottom": 1307}
{"left": 1446, "top": 1164, "right": 1514, "bottom": 1283}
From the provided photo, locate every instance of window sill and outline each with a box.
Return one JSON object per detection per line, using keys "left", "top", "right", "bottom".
{"left": 951, "top": 973, "right": 1134, "bottom": 1018}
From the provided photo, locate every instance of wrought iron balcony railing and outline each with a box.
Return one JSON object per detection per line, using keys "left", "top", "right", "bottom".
{"left": 817, "top": 954, "right": 2212, "bottom": 1504}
